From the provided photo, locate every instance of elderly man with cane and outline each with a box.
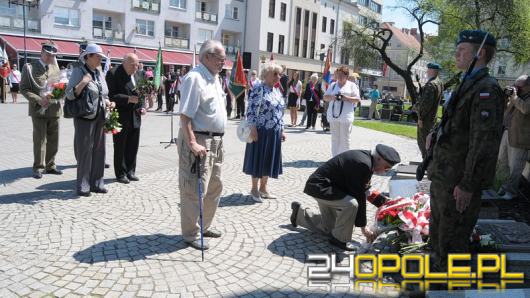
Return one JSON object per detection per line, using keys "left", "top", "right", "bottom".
{"left": 178, "top": 40, "right": 227, "bottom": 250}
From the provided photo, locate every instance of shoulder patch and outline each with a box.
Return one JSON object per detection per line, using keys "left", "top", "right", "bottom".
{"left": 479, "top": 92, "right": 490, "bottom": 100}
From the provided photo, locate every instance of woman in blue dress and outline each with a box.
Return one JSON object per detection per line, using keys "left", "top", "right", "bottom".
{"left": 243, "top": 62, "right": 286, "bottom": 203}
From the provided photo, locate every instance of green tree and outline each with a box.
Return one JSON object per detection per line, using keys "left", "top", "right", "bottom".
{"left": 427, "top": 0, "right": 530, "bottom": 67}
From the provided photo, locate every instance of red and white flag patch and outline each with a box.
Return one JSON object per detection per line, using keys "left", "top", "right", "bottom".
{"left": 479, "top": 92, "right": 490, "bottom": 99}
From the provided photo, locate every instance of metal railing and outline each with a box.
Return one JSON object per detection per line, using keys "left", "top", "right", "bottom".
{"left": 164, "top": 36, "right": 190, "bottom": 49}
{"left": 195, "top": 11, "right": 217, "bottom": 24}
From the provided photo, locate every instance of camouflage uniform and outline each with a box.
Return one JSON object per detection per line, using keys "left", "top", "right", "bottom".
{"left": 427, "top": 67, "right": 504, "bottom": 270}
{"left": 416, "top": 76, "right": 443, "bottom": 158}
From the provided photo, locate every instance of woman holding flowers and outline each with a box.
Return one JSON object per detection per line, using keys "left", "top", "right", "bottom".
{"left": 66, "top": 43, "right": 115, "bottom": 197}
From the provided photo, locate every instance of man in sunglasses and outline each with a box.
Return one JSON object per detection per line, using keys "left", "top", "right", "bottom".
{"left": 20, "top": 41, "right": 63, "bottom": 179}
{"left": 290, "top": 144, "right": 401, "bottom": 251}
{"left": 497, "top": 75, "right": 530, "bottom": 200}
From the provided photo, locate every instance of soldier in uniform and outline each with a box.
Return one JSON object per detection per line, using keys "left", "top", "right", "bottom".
{"left": 416, "top": 62, "right": 444, "bottom": 158}
{"left": 20, "top": 42, "right": 63, "bottom": 179}
{"left": 427, "top": 30, "right": 504, "bottom": 271}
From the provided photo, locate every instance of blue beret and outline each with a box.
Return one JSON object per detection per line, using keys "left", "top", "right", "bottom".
{"left": 427, "top": 62, "right": 441, "bottom": 70}
{"left": 376, "top": 144, "right": 401, "bottom": 166}
{"left": 456, "top": 30, "right": 496, "bottom": 47}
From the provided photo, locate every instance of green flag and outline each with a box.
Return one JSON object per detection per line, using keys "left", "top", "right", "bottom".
{"left": 154, "top": 46, "right": 163, "bottom": 90}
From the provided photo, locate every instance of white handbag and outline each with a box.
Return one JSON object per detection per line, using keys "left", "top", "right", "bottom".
{"left": 237, "top": 86, "right": 263, "bottom": 143}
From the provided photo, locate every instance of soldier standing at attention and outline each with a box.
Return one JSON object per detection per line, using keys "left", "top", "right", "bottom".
{"left": 20, "top": 42, "right": 63, "bottom": 179}
{"left": 416, "top": 62, "right": 443, "bottom": 158}
{"left": 427, "top": 30, "right": 504, "bottom": 271}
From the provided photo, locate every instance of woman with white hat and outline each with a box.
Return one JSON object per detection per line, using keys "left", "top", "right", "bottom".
{"left": 66, "top": 43, "right": 115, "bottom": 196}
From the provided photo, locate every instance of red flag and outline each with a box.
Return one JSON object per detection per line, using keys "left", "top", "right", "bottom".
{"left": 229, "top": 51, "right": 248, "bottom": 98}
{"left": 383, "top": 63, "right": 388, "bottom": 77}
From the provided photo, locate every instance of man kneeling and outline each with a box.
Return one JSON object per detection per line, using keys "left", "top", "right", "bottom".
{"left": 290, "top": 144, "right": 400, "bottom": 250}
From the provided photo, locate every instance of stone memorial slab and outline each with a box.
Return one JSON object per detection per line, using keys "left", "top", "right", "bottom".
{"left": 389, "top": 179, "right": 431, "bottom": 198}
{"left": 396, "top": 164, "right": 418, "bottom": 174}
{"left": 476, "top": 219, "right": 530, "bottom": 251}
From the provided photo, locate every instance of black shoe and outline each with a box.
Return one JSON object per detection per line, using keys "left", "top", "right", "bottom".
{"left": 77, "top": 191, "right": 91, "bottom": 197}
{"left": 155, "top": 108, "right": 162, "bottom": 112}
{"left": 91, "top": 187, "right": 108, "bottom": 194}
{"left": 291, "top": 201, "right": 301, "bottom": 227}
{"left": 104, "top": 163, "right": 110, "bottom": 169}
{"left": 116, "top": 176, "right": 130, "bottom": 184}
{"left": 329, "top": 236, "right": 357, "bottom": 251}
{"left": 32, "top": 170, "right": 43, "bottom": 179}
{"left": 127, "top": 174, "right": 139, "bottom": 181}
{"left": 203, "top": 229, "right": 222, "bottom": 238}
{"left": 186, "top": 239, "right": 209, "bottom": 250}
{"left": 45, "top": 168, "right": 63, "bottom": 175}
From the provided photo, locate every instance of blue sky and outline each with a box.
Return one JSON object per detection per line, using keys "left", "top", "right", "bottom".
{"left": 382, "top": 0, "right": 439, "bottom": 35}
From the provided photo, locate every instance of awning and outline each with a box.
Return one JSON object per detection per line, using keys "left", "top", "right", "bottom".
{"left": 0, "top": 34, "right": 202, "bottom": 66}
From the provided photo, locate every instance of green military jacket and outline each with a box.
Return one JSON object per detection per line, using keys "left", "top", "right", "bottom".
{"left": 417, "top": 76, "right": 443, "bottom": 126}
{"left": 427, "top": 68, "right": 504, "bottom": 192}
{"left": 20, "top": 60, "right": 61, "bottom": 118}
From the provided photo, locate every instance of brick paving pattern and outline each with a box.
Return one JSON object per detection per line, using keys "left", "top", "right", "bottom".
{"left": 0, "top": 102, "right": 421, "bottom": 297}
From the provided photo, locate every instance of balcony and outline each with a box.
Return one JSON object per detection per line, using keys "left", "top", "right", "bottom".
{"left": 0, "top": 15, "right": 40, "bottom": 33}
{"left": 132, "top": 0, "right": 160, "bottom": 13}
{"left": 164, "top": 36, "right": 189, "bottom": 49}
{"left": 93, "top": 26, "right": 124, "bottom": 42}
{"left": 195, "top": 11, "right": 217, "bottom": 24}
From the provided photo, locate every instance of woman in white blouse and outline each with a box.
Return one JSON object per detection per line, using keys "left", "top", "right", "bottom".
{"left": 286, "top": 71, "right": 302, "bottom": 127}
{"left": 323, "top": 65, "right": 361, "bottom": 157}
{"left": 8, "top": 64, "right": 21, "bottom": 103}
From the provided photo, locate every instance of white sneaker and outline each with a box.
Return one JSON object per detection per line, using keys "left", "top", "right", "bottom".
{"left": 250, "top": 190, "right": 263, "bottom": 203}
{"left": 259, "top": 190, "right": 277, "bottom": 199}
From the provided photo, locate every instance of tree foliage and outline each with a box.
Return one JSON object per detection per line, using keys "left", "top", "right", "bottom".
{"left": 427, "top": 0, "right": 530, "bottom": 66}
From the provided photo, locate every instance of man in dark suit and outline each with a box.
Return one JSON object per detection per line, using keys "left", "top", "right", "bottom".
{"left": 164, "top": 65, "right": 178, "bottom": 113}
{"left": 106, "top": 53, "right": 141, "bottom": 184}
{"left": 290, "top": 144, "right": 400, "bottom": 251}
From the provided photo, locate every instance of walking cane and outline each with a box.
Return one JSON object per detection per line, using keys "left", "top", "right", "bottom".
{"left": 196, "top": 155, "right": 205, "bottom": 261}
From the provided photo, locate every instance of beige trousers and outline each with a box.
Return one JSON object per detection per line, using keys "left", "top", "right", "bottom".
{"left": 295, "top": 196, "right": 359, "bottom": 243}
{"left": 497, "top": 130, "right": 528, "bottom": 193}
{"left": 178, "top": 129, "right": 224, "bottom": 242}
{"left": 368, "top": 101, "right": 380, "bottom": 120}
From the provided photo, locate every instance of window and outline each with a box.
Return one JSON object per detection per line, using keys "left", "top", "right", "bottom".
{"left": 198, "top": 29, "right": 213, "bottom": 43}
{"left": 278, "top": 35, "right": 285, "bottom": 54}
{"left": 136, "top": 19, "right": 154, "bottom": 36}
{"left": 310, "top": 42, "right": 315, "bottom": 59}
{"left": 267, "top": 32, "right": 274, "bottom": 52}
{"left": 358, "top": 0, "right": 369, "bottom": 6}
{"left": 170, "top": 0, "right": 186, "bottom": 9}
{"left": 322, "top": 16, "right": 327, "bottom": 32}
{"left": 330, "top": 19, "right": 335, "bottom": 34}
{"left": 226, "top": 5, "right": 239, "bottom": 20}
{"left": 54, "top": 7, "right": 79, "bottom": 27}
{"left": 294, "top": 38, "right": 299, "bottom": 56}
{"left": 268, "top": 0, "right": 275, "bottom": 18}
{"left": 93, "top": 14, "right": 112, "bottom": 38}
{"left": 497, "top": 65, "right": 506, "bottom": 76}
{"left": 312, "top": 12, "right": 317, "bottom": 29}
{"left": 295, "top": 7, "right": 301, "bottom": 25}
{"left": 370, "top": 1, "right": 381, "bottom": 13}
{"left": 165, "top": 24, "right": 180, "bottom": 37}
{"left": 302, "top": 40, "right": 307, "bottom": 58}
{"left": 280, "top": 3, "right": 286, "bottom": 21}
{"left": 304, "top": 10, "right": 309, "bottom": 27}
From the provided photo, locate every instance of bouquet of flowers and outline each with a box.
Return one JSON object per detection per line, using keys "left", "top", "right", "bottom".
{"left": 134, "top": 75, "right": 155, "bottom": 115}
{"left": 373, "top": 192, "right": 431, "bottom": 244}
{"left": 104, "top": 108, "right": 122, "bottom": 135}
{"left": 39, "top": 69, "right": 68, "bottom": 115}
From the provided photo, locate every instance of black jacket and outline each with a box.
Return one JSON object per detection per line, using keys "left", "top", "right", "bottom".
{"left": 303, "top": 81, "right": 323, "bottom": 105}
{"left": 304, "top": 150, "right": 373, "bottom": 227}
{"left": 106, "top": 65, "right": 141, "bottom": 128}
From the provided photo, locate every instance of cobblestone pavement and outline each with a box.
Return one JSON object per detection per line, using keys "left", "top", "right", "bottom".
{"left": 0, "top": 102, "right": 421, "bottom": 297}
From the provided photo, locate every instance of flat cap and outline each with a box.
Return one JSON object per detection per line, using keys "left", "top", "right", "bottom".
{"left": 427, "top": 62, "right": 441, "bottom": 70}
{"left": 375, "top": 144, "right": 401, "bottom": 166}
{"left": 41, "top": 41, "right": 58, "bottom": 55}
{"left": 456, "top": 30, "right": 496, "bottom": 47}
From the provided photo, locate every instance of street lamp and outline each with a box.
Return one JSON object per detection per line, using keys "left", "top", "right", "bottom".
{"left": 9, "top": 0, "right": 39, "bottom": 65}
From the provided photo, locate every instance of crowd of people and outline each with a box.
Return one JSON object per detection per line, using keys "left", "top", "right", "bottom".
{"left": 8, "top": 28, "right": 529, "bottom": 266}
